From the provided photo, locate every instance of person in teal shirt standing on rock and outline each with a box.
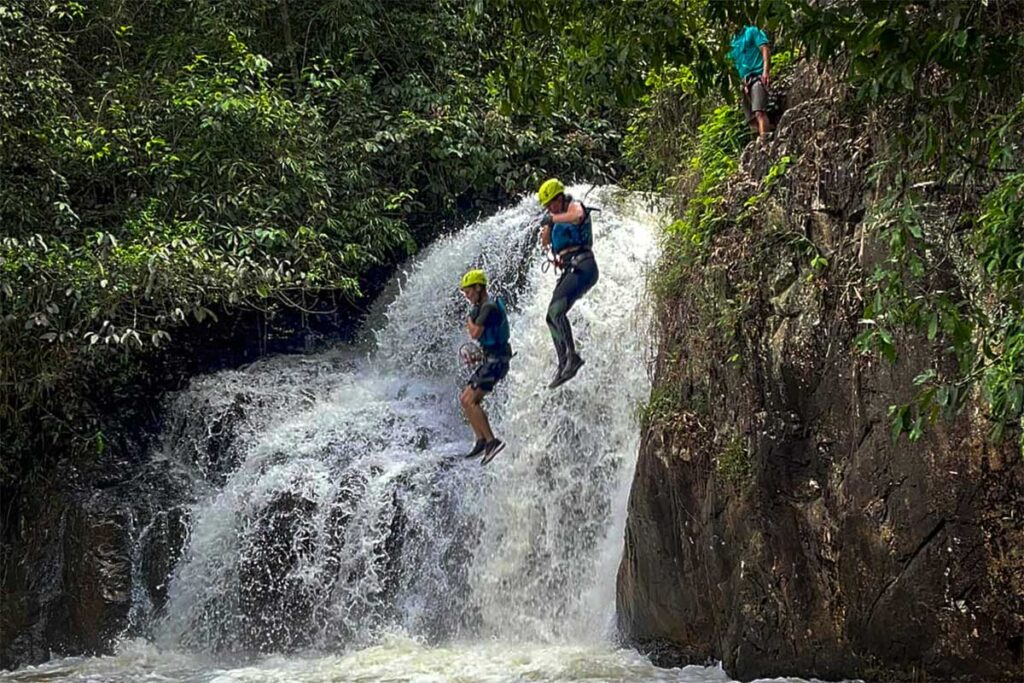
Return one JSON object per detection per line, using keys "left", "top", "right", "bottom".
{"left": 728, "top": 24, "right": 772, "bottom": 137}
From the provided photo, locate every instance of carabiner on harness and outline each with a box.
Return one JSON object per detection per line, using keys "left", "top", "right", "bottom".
{"left": 541, "top": 255, "right": 564, "bottom": 274}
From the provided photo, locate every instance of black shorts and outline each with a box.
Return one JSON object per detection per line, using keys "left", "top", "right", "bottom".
{"left": 468, "top": 356, "right": 510, "bottom": 393}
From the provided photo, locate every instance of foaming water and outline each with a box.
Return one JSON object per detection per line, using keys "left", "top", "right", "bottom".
{"left": 2, "top": 638, "right": 744, "bottom": 683}
{"left": 1, "top": 638, "right": 843, "bottom": 683}
{"left": 0, "top": 190, "right": 830, "bottom": 681}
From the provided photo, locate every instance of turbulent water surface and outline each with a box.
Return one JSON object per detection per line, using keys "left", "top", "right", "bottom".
{"left": 2, "top": 190, "right": 833, "bottom": 682}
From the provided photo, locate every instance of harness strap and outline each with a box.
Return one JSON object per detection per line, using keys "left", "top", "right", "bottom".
{"left": 555, "top": 247, "right": 594, "bottom": 277}
{"left": 743, "top": 73, "right": 770, "bottom": 95}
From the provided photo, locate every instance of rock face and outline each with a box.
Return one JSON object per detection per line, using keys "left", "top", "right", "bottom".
{"left": 616, "top": 64, "right": 1024, "bottom": 681}
{"left": 0, "top": 452, "right": 191, "bottom": 669}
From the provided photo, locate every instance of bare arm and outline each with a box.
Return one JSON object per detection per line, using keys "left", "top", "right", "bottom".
{"left": 550, "top": 200, "right": 585, "bottom": 225}
{"left": 539, "top": 224, "right": 551, "bottom": 248}
{"left": 760, "top": 44, "right": 771, "bottom": 87}
{"left": 467, "top": 303, "right": 489, "bottom": 339}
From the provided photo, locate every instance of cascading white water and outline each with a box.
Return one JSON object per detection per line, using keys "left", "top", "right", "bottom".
{"left": 153, "top": 186, "right": 660, "bottom": 654}
{"left": 0, "top": 189, "right": 838, "bottom": 682}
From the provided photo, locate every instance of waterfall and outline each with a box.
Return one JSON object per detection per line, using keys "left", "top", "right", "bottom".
{"left": 153, "top": 187, "right": 662, "bottom": 653}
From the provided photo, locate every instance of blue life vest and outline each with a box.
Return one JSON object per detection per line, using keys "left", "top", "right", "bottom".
{"left": 550, "top": 202, "right": 594, "bottom": 254}
{"left": 479, "top": 297, "right": 511, "bottom": 356}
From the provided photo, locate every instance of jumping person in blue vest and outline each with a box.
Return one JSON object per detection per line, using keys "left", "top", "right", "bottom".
{"left": 537, "top": 178, "right": 599, "bottom": 389}
{"left": 459, "top": 269, "right": 510, "bottom": 464}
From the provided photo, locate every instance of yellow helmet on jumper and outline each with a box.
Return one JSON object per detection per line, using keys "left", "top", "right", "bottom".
{"left": 537, "top": 178, "right": 565, "bottom": 206}
{"left": 459, "top": 269, "right": 487, "bottom": 289}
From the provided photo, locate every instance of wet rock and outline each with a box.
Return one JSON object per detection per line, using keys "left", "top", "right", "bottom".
{"left": 140, "top": 504, "right": 189, "bottom": 613}
{"left": 60, "top": 495, "right": 134, "bottom": 652}
{"left": 238, "top": 491, "right": 319, "bottom": 652}
{"left": 1, "top": 446, "right": 193, "bottom": 668}
{"left": 617, "top": 61, "right": 1024, "bottom": 681}
{"left": 1, "top": 486, "right": 134, "bottom": 667}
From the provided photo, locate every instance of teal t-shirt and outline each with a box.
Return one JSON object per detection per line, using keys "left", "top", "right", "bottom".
{"left": 728, "top": 26, "right": 769, "bottom": 79}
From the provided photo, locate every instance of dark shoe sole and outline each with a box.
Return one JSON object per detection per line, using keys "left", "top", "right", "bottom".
{"left": 549, "top": 357, "right": 584, "bottom": 389}
{"left": 548, "top": 374, "right": 570, "bottom": 389}
{"left": 463, "top": 441, "right": 487, "bottom": 459}
{"left": 481, "top": 440, "right": 506, "bottom": 465}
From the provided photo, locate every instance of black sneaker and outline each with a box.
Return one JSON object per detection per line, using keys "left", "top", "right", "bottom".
{"left": 560, "top": 354, "right": 585, "bottom": 382}
{"left": 480, "top": 439, "right": 505, "bottom": 465}
{"left": 548, "top": 355, "right": 585, "bottom": 389}
{"left": 548, "top": 361, "right": 568, "bottom": 389}
{"left": 463, "top": 439, "right": 487, "bottom": 459}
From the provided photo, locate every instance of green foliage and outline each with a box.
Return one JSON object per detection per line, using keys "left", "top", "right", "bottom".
{"left": 470, "top": 0, "right": 726, "bottom": 115}
{"left": 638, "top": 383, "right": 684, "bottom": 431}
{"left": 715, "top": 433, "right": 752, "bottom": 488}
{"left": 0, "top": 0, "right": 620, "bottom": 481}
{"left": 4, "top": 0, "right": 1022, "bottom": 479}
{"left": 739, "top": 154, "right": 793, "bottom": 221}
{"left": 975, "top": 159, "right": 1024, "bottom": 449}
{"left": 856, "top": 169, "right": 1023, "bottom": 450}
{"left": 832, "top": 0, "right": 1024, "bottom": 453}
{"left": 800, "top": 1, "right": 1018, "bottom": 110}
{"left": 622, "top": 66, "right": 702, "bottom": 190}
{"left": 616, "top": 0, "right": 1024, "bottom": 454}
{"left": 663, "top": 105, "right": 748, "bottom": 256}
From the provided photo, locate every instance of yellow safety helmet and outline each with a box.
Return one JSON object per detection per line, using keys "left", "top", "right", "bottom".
{"left": 459, "top": 269, "right": 488, "bottom": 289}
{"left": 537, "top": 178, "right": 565, "bottom": 206}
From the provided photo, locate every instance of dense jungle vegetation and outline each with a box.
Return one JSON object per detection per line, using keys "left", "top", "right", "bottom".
{"left": 2, "top": 0, "right": 1022, "bottom": 485}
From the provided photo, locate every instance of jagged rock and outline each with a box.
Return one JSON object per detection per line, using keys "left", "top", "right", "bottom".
{"left": 60, "top": 495, "right": 134, "bottom": 652}
{"left": 1, "top": 447, "right": 193, "bottom": 668}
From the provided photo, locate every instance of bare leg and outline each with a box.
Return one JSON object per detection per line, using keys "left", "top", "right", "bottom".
{"left": 460, "top": 385, "right": 494, "bottom": 442}
{"left": 755, "top": 111, "right": 769, "bottom": 137}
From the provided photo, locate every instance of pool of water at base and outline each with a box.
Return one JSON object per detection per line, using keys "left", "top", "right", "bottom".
{"left": 0, "top": 637, "right": 840, "bottom": 683}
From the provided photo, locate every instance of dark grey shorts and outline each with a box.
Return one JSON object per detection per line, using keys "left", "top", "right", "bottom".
{"left": 468, "top": 356, "right": 509, "bottom": 393}
{"left": 742, "top": 78, "right": 768, "bottom": 122}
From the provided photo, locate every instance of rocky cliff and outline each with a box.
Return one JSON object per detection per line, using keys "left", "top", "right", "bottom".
{"left": 617, "top": 64, "right": 1024, "bottom": 681}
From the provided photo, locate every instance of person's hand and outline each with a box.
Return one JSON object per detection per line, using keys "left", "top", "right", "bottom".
{"left": 459, "top": 342, "right": 483, "bottom": 367}
{"left": 540, "top": 212, "right": 554, "bottom": 228}
{"left": 761, "top": 72, "right": 770, "bottom": 89}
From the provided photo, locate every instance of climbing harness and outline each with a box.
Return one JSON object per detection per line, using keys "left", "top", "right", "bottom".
{"left": 539, "top": 191, "right": 600, "bottom": 274}
{"left": 742, "top": 72, "right": 764, "bottom": 94}
{"left": 542, "top": 255, "right": 564, "bottom": 274}
{"left": 743, "top": 73, "right": 784, "bottom": 120}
